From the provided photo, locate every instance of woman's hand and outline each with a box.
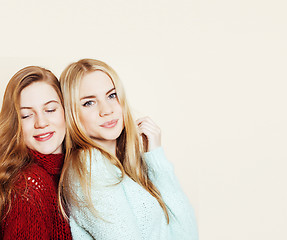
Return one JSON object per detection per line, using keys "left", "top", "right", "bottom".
{"left": 136, "top": 116, "right": 161, "bottom": 152}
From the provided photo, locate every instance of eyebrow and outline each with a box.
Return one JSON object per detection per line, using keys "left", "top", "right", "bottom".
{"left": 80, "top": 87, "right": 116, "bottom": 101}
{"left": 20, "top": 100, "right": 60, "bottom": 109}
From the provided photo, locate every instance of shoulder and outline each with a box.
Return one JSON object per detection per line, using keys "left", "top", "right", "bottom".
{"left": 87, "top": 148, "right": 121, "bottom": 176}
{"left": 73, "top": 148, "right": 121, "bottom": 188}
{"left": 2, "top": 169, "right": 54, "bottom": 239}
{"left": 13, "top": 163, "right": 54, "bottom": 203}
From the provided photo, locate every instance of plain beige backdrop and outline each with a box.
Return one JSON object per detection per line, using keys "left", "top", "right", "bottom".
{"left": 1, "top": 0, "right": 287, "bottom": 239}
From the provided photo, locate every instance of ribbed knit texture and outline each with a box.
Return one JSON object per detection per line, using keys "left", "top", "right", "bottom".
{"left": 69, "top": 147, "right": 198, "bottom": 240}
{"left": 1, "top": 150, "right": 72, "bottom": 240}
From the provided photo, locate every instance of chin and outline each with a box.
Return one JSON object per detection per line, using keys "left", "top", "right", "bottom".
{"left": 35, "top": 145, "right": 62, "bottom": 155}
{"left": 105, "top": 133, "right": 122, "bottom": 141}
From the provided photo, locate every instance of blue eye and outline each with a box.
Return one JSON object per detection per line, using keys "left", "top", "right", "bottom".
{"left": 108, "top": 93, "right": 117, "bottom": 99}
{"left": 83, "top": 101, "right": 95, "bottom": 107}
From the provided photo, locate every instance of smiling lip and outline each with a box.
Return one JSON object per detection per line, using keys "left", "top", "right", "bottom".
{"left": 33, "top": 132, "right": 54, "bottom": 142}
{"left": 100, "top": 119, "right": 118, "bottom": 128}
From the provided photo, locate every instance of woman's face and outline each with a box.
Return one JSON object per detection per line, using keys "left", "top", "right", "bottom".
{"left": 20, "top": 81, "right": 66, "bottom": 154}
{"left": 78, "top": 71, "right": 124, "bottom": 149}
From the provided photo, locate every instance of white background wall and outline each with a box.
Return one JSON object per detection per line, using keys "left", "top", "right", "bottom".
{"left": 0, "top": 0, "right": 287, "bottom": 239}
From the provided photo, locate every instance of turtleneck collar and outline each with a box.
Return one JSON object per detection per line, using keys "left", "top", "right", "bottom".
{"left": 29, "top": 149, "right": 65, "bottom": 175}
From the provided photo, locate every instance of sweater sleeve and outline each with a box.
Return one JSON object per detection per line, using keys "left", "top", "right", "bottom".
{"left": 69, "top": 217, "right": 93, "bottom": 239}
{"left": 70, "top": 153, "right": 142, "bottom": 240}
{"left": 143, "top": 147, "right": 198, "bottom": 240}
{"left": 2, "top": 192, "right": 50, "bottom": 239}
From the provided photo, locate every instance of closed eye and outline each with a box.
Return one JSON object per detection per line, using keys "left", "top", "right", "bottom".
{"left": 21, "top": 114, "right": 31, "bottom": 119}
{"left": 46, "top": 109, "right": 56, "bottom": 113}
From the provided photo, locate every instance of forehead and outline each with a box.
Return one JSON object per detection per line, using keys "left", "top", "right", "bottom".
{"left": 79, "top": 71, "right": 114, "bottom": 96}
{"left": 20, "top": 81, "right": 60, "bottom": 107}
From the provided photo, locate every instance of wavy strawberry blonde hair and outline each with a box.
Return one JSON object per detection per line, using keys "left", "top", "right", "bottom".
{"left": 0, "top": 66, "right": 63, "bottom": 221}
{"left": 59, "top": 58, "right": 169, "bottom": 223}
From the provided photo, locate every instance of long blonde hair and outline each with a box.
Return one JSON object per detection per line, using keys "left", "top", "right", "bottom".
{"left": 0, "top": 66, "right": 63, "bottom": 221}
{"left": 59, "top": 59, "right": 169, "bottom": 222}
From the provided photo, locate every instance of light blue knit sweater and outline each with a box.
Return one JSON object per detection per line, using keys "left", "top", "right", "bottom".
{"left": 69, "top": 147, "right": 198, "bottom": 240}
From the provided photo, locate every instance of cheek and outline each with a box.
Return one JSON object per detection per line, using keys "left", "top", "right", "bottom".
{"left": 52, "top": 110, "right": 66, "bottom": 127}
{"left": 21, "top": 121, "right": 33, "bottom": 138}
{"left": 116, "top": 106, "right": 125, "bottom": 130}
{"left": 21, "top": 122, "right": 33, "bottom": 147}
{"left": 115, "top": 102, "right": 123, "bottom": 115}
{"left": 117, "top": 106, "right": 124, "bottom": 122}
{"left": 56, "top": 113, "right": 66, "bottom": 138}
{"left": 58, "top": 111, "right": 66, "bottom": 128}
{"left": 79, "top": 110, "right": 88, "bottom": 126}
{"left": 79, "top": 110, "right": 95, "bottom": 132}
{"left": 58, "top": 117, "right": 66, "bottom": 135}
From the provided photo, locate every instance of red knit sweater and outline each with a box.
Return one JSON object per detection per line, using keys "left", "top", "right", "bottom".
{"left": 1, "top": 150, "right": 72, "bottom": 240}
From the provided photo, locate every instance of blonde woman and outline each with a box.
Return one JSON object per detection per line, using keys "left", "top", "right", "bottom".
{"left": 0, "top": 66, "right": 72, "bottom": 239}
{"left": 59, "top": 59, "right": 198, "bottom": 240}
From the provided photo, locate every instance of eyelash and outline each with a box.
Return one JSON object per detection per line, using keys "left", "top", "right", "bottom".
{"left": 82, "top": 101, "right": 95, "bottom": 107}
{"left": 46, "top": 109, "right": 56, "bottom": 113}
{"left": 21, "top": 115, "right": 31, "bottom": 119}
{"left": 82, "top": 93, "right": 117, "bottom": 107}
{"left": 108, "top": 93, "right": 117, "bottom": 99}
{"left": 21, "top": 109, "right": 56, "bottom": 119}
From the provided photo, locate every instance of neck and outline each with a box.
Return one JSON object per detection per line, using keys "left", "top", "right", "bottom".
{"left": 28, "top": 149, "right": 64, "bottom": 175}
{"left": 92, "top": 139, "right": 117, "bottom": 156}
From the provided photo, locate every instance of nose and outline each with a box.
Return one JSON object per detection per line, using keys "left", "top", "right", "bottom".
{"left": 34, "top": 113, "right": 49, "bottom": 129}
{"left": 99, "top": 101, "right": 113, "bottom": 117}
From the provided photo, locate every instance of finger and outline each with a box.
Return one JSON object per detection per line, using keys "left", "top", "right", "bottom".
{"left": 136, "top": 117, "right": 160, "bottom": 131}
{"left": 135, "top": 116, "right": 147, "bottom": 125}
{"left": 136, "top": 116, "right": 156, "bottom": 126}
{"left": 142, "top": 116, "right": 157, "bottom": 126}
{"left": 138, "top": 125, "right": 160, "bottom": 139}
{"left": 136, "top": 116, "right": 157, "bottom": 125}
{"left": 137, "top": 121, "right": 160, "bottom": 135}
{"left": 137, "top": 125, "right": 156, "bottom": 135}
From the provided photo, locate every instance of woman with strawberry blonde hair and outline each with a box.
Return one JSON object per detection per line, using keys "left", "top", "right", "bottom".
{"left": 59, "top": 58, "right": 198, "bottom": 240}
{"left": 0, "top": 66, "right": 72, "bottom": 239}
